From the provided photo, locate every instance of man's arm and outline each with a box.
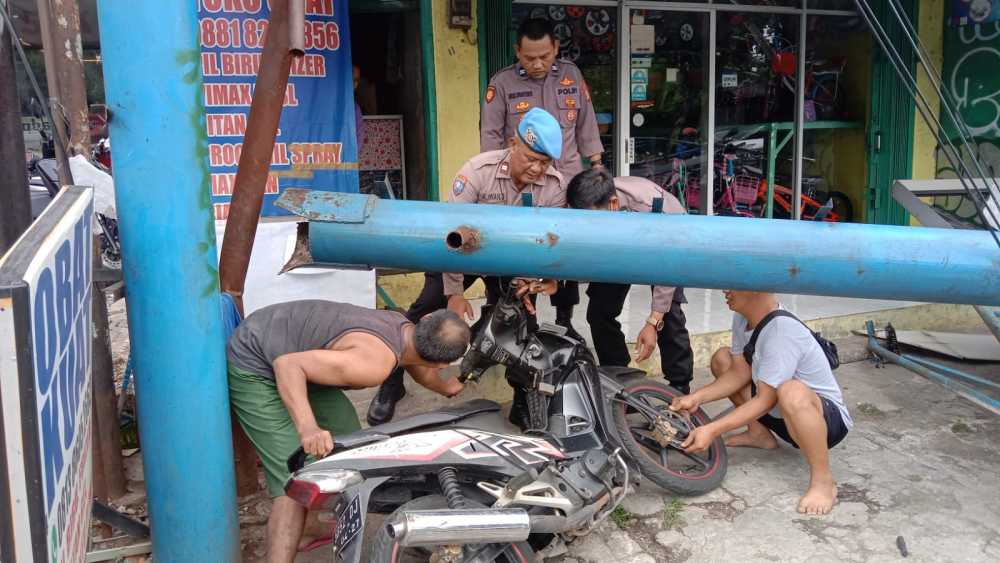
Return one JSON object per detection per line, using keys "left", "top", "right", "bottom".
{"left": 689, "top": 353, "right": 752, "bottom": 405}
{"left": 682, "top": 382, "right": 777, "bottom": 454}
{"left": 405, "top": 365, "right": 464, "bottom": 397}
{"left": 273, "top": 345, "right": 394, "bottom": 456}
{"left": 576, "top": 78, "right": 604, "bottom": 164}
{"left": 480, "top": 79, "right": 507, "bottom": 152}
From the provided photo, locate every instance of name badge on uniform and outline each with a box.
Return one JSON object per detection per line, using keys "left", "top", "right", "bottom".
{"left": 453, "top": 175, "right": 467, "bottom": 195}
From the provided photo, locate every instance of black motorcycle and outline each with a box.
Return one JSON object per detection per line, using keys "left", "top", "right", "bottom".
{"left": 285, "top": 282, "right": 727, "bottom": 562}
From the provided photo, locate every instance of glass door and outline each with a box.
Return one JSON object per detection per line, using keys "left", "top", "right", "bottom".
{"left": 621, "top": 8, "right": 712, "bottom": 214}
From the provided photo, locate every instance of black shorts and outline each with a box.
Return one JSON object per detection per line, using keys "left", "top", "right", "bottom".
{"left": 751, "top": 382, "right": 849, "bottom": 449}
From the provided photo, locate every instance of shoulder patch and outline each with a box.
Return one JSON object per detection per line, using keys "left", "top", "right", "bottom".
{"left": 453, "top": 175, "right": 468, "bottom": 196}
{"left": 485, "top": 85, "right": 496, "bottom": 104}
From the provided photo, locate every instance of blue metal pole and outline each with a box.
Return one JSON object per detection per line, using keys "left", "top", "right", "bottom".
{"left": 866, "top": 322, "right": 1000, "bottom": 416}
{"left": 96, "top": 3, "right": 239, "bottom": 562}
{"left": 279, "top": 190, "right": 1000, "bottom": 306}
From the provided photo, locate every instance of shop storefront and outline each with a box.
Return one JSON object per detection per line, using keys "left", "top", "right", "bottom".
{"left": 477, "top": 0, "right": 923, "bottom": 225}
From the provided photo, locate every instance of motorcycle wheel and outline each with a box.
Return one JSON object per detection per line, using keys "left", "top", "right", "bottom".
{"left": 369, "top": 495, "right": 535, "bottom": 563}
{"left": 612, "top": 379, "right": 727, "bottom": 495}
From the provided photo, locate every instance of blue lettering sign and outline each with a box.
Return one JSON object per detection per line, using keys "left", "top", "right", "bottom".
{"left": 33, "top": 269, "right": 57, "bottom": 395}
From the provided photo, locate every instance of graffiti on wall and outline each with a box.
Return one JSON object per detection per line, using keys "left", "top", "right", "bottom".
{"left": 935, "top": 20, "right": 1000, "bottom": 227}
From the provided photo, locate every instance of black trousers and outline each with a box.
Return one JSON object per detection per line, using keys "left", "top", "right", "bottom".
{"left": 381, "top": 273, "right": 578, "bottom": 389}
{"left": 585, "top": 282, "right": 693, "bottom": 391}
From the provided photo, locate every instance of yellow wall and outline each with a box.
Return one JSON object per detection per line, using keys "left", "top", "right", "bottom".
{"left": 912, "top": 0, "right": 945, "bottom": 181}
{"left": 431, "top": 1, "right": 482, "bottom": 200}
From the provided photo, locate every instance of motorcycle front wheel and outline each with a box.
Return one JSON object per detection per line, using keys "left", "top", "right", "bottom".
{"left": 369, "top": 495, "right": 535, "bottom": 563}
{"left": 612, "top": 379, "right": 727, "bottom": 495}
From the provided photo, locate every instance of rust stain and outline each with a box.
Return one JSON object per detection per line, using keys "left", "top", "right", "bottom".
{"left": 448, "top": 226, "right": 482, "bottom": 254}
{"left": 546, "top": 232, "right": 559, "bottom": 247}
{"left": 857, "top": 266, "right": 866, "bottom": 276}
{"left": 789, "top": 265, "right": 800, "bottom": 277}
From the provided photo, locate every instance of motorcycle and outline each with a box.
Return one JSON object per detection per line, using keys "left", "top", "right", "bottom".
{"left": 284, "top": 282, "right": 727, "bottom": 562}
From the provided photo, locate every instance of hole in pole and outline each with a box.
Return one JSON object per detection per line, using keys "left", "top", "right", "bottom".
{"left": 446, "top": 231, "right": 464, "bottom": 249}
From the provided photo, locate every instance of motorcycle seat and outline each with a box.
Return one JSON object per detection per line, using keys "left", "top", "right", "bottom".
{"left": 335, "top": 399, "right": 502, "bottom": 449}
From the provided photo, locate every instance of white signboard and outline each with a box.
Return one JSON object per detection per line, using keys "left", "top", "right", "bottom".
{"left": 0, "top": 187, "right": 94, "bottom": 563}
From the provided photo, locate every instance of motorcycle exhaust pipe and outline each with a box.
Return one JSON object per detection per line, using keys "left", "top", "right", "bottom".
{"left": 386, "top": 508, "right": 531, "bottom": 547}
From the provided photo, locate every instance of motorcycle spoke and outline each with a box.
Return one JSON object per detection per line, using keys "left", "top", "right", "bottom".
{"left": 669, "top": 446, "right": 711, "bottom": 470}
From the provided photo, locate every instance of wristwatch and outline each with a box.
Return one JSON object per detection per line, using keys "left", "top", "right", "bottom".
{"left": 646, "top": 315, "right": 664, "bottom": 332}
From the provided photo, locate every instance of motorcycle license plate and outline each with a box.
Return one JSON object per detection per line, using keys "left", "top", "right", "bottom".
{"left": 333, "top": 494, "right": 363, "bottom": 557}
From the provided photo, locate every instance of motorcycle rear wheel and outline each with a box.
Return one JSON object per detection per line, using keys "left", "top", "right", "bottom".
{"left": 612, "top": 379, "right": 727, "bottom": 495}
{"left": 369, "top": 495, "right": 535, "bottom": 563}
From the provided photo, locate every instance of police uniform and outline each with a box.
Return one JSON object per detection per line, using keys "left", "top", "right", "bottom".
{"left": 585, "top": 176, "right": 694, "bottom": 393}
{"left": 481, "top": 60, "right": 603, "bottom": 178}
{"left": 442, "top": 148, "right": 565, "bottom": 299}
{"left": 367, "top": 109, "right": 566, "bottom": 427}
{"left": 482, "top": 61, "right": 596, "bottom": 327}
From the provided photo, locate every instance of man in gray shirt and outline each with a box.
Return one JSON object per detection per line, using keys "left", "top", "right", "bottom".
{"left": 227, "top": 300, "right": 469, "bottom": 562}
{"left": 672, "top": 290, "right": 851, "bottom": 516}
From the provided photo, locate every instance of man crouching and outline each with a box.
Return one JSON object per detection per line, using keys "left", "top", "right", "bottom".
{"left": 670, "top": 290, "right": 852, "bottom": 515}
{"left": 227, "top": 300, "right": 469, "bottom": 562}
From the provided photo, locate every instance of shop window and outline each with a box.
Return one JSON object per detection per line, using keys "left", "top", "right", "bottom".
{"left": 625, "top": 9, "right": 711, "bottom": 215}
{"left": 713, "top": 0, "right": 800, "bottom": 7}
{"left": 511, "top": 4, "right": 618, "bottom": 172}
{"left": 714, "top": 11, "right": 802, "bottom": 219}
{"left": 800, "top": 14, "right": 870, "bottom": 223}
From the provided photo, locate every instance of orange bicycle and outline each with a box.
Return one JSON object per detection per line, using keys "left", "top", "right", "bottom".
{"left": 753, "top": 177, "right": 854, "bottom": 222}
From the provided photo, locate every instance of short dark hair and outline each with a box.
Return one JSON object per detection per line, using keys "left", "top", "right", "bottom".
{"left": 517, "top": 18, "right": 555, "bottom": 45}
{"left": 414, "top": 310, "right": 471, "bottom": 363}
{"left": 567, "top": 169, "right": 616, "bottom": 209}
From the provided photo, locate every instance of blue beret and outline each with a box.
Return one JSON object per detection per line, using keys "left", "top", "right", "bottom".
{"left": 517, "top": 108, "right": 562, "bottom": 160}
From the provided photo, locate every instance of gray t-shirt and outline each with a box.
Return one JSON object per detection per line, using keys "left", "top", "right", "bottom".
{"left": 730, "top": 310, "right": 853, "bottom": 429}
{"left": 227, "top": 300, "right": 411, "bottom": 379}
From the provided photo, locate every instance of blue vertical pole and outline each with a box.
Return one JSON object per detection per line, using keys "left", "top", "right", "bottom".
{"left": 95, "top": 2, "right": 240, "bottom": 561}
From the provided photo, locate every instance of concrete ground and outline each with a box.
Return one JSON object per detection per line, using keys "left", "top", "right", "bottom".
{"left": 255, "top": 335, "right": 1000, "bottom": 562}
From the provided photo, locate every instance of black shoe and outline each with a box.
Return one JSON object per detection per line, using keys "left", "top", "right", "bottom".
{"left": 366, "top": 381, "right": 406, "bottom": 426}
{"left": 508, "top": 390, "right": 531, "bottom": 430}
{"left": 555, "top": 315, "right": 584, "bottom": 343}
{"left": 668, "top": 381, "right": 691, "bottom": 396}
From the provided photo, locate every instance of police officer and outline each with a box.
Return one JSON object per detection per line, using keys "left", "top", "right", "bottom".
{"left": 481, "top": 17, "right": 605, "bottom": 341}
{"left": 566, "top": 170, "right": 694, "bottom": 394}
{"left": 367, "top": 108, "right": 566, "bottom": 428}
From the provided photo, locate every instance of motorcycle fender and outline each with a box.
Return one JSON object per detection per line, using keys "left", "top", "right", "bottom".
{"left": 333, "top": 476, "right": 390, "bottom": 563}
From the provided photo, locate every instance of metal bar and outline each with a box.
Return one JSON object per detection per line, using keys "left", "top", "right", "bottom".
{"left": 706, "top": 9, "right": 716, "bottom": 216}
{"left": 34, "top": 0, "right": 74, "bottom": 183}
{"left": 617, "top": 5, "right": 629, "bottom": 177}
{"left": 0, "top": 0, "right": 31, "bottom": 254}
{"left": 280, "top": 190, "right": 1000, "bottom": 306}
{"left": 866, "top": 322, "right": 1000, "bottom": 416}
{"left": 883, "top": 0, "right": 1000, "bottom": 217}
{"left": 766, "top": 123, "right": 776, "bottom": 218}
{"left": 288, "top": 0, "right": 304, "bottom": 55}
{"left": 791, "top": 10, "right": 806, "bottom": 221}
{"left": 85, "top": 541, "right": 153, "bottom": 563}
{"left": 92, "top": 500, "right": 151, "bottom": 539}
{"left": 903, "top": 354, "right": 1000, "bottom": 391}
{"left": 376, "top": 284, "right": 399, "bottom": 310}
{"left": 95, "top": 1, "right": 240, "bottom": 560}
{"left": 420, "top": 0, "right": 440, "bottom": 200}
{"left": 219, "top": 0, "right": 292, "bottom": 314}
{"left": 891, "top": 181, "right": 1000, "bottom": 344}
{"left": 91, "top": 238, "right": 125, "bottom": 501}
{"left": 48, "top": 0, "right": 90, "bottom": 155}
{"left": 852, "top": 0, "right": 1000, "bottom": 245}
{"left": 776, "top": 129, "right": 795, "bottom": 155}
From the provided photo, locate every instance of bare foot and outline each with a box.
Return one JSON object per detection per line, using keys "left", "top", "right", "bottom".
{"left": 798, "top": 480, "right": 838, "bottom": 515}
{"left": 724, "top": 426, "right": 779, "bottom": 449}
